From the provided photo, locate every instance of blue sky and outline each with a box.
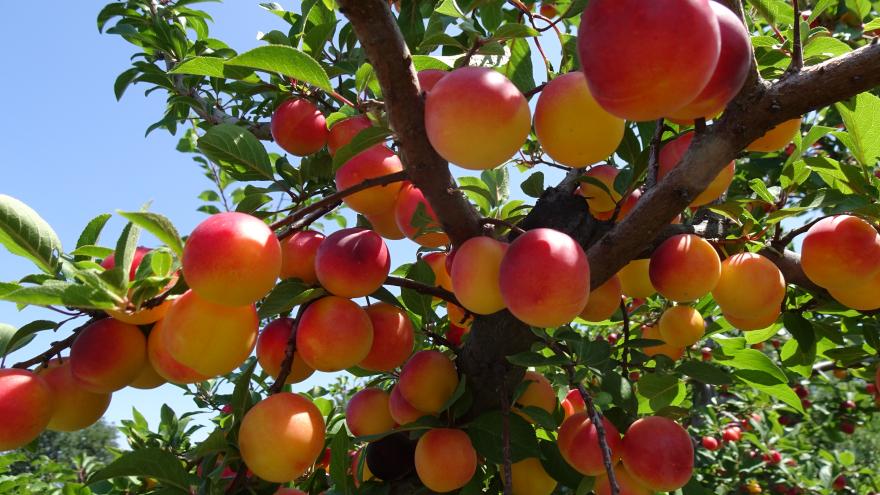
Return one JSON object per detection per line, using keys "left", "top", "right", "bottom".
{"left": 0, "top": 2, "right": 567, "bottom": 437}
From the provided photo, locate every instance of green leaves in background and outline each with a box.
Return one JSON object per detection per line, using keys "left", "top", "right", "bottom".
{"left": 198, "top": 124, "right": 274, "bottom": 182}
{"left": 88, "top": 448, "right": 196, "bottom": 493}
{"left": 226, "top": 45, "right": 333, "bottom": 92}
{"left": 0, "top": 195, "right": 63, "bottom": 274}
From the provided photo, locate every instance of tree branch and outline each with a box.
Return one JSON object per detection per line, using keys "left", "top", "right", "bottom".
{"left": 788, "top": 0, "right": 804, "bottom": 73}
{"left": 12, "top": 316, "right": 104, "bottom": 369}
{"left": 270, "top": 170, "right": 408, "bottom": 232}
{"left": 384, "top": 276, "right": 460, "bottom": 307}
{"left": 588, "top": 42, "right": 880, "bottom": 288}
{"left": 336, "top": 0, "right": 483, "bottom": 246}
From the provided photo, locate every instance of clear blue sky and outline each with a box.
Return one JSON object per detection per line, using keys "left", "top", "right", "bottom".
{"left": 0, "top": 2, "right": 567, "bottom": 436}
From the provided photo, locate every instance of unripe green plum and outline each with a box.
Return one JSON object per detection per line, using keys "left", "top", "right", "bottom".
{"left": 577, "top": 0, "right": 720, "bottom": 121}
{"left": 425, "top": 67, "right": 530, "bottom": 170}
{"left": 182, "top": 212, "right": 281, "bottom": 307}
{"left": 0, "top": 369, "right": 53, "bottom": 451}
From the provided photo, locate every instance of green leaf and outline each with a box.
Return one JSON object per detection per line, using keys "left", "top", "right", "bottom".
{"left": 676, "top": 360, "right": 734, "bottom": 385}
{"left": 521, "top": 171, "right": 545, "bottom": 198}
{"left": 231, "top": 358, "right": 257, "bottom": 418}
{"left": 503, "top": 38, "right": 535, "bottom": 93}
{"left": 329, "top": 429, "right": 351, "bottom": 493}
{"left": 719, "top": 349, "right": 805, "bottom": 413}
{"left": 112, "top": 222, "right": 141, "bottom": 290}
{"left": 803, "top": 36, "right": 852, "bottom": 62}
{"left": 538, "top": 440, "right": 582, "bottom": 489}
{"left": 117, "top": 211, "right": 184, "bottom": 258}
{"left": 331, "top": 127, "right": 394, "bottom": 171}
{"left": 2, "top": 320, "right": 57, "bottom": 357}
{"left": 75, "top": 214, "right": 112, "bottom": 262}
{"left": 493, "top": 23, "right": 538, "bottom": 40}
{"left": 467, "top": 411, "right": 541, "bottom": 464}
{"left": 506, "top": 351, "right": 569, "bottom": 367}
{"left": 88, "top": 448, "right": 194, "bottom": 491}
{"left": 636, "top": 373, "right": 686, "bottom": 412}
{"left": 226, "top": 45, "right": 332, "bottom": 92}
{"left": 435, "top": 0, "right": 465, "bottom": 18}
{"left": 258, "top": 280, "right": 325, "bottom": 319}
{"left": 0, "top": 281, "right": 119, "bottom": 310}
{"left": 835, "top": 92, "right": 880, "bottom": 167}
{"left": 0, "top": 195, "right": 63, "bottom": 274}
{"left": 749, "top": 0, "right": 794, "bottom": 26}
{"left": 198, "top": 124, "right": 273, "bottom": 181}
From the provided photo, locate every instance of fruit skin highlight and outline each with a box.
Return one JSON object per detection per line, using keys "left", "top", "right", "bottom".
{"left": 256, "top": 318, "right": 314, "bottom": 384}
{"left": 577, "top": 0, "right": 721, "bottom": 121}
{"left": 621, "top": 416, "right": 695, "bottom": 491}
{"left": 38, "top": 359, "right": 112, "bottom": 432}
{"left": 451, "top": 236, "right": 508, "bottom": 315}
{"left": 414, "top": 428, "right": 477, "bottom": 492}
{"left": 182, "top": 212, "right": 281, "bottom": 307}
{"left": 534, "top": 72, "right": 624, "bottom": 167}
{"left": 398, "top": 350, "right": 459, "bottom": 414}
{"left": 668, "top": 1, "right": 752, "bottom": 121}
{"left": 270, "top": 98, "right": 328, "bottom": 156}
{"left": 425, "top": 67, "right": 531, "bottom": 170}
{"left": 500, "top": 228, "right": 590, "bottom": 328}
{"left": 649, "top": 234, "right": 721, "bottom": 302}
{"left": 70, "top": 318, "right": 147, "bottom": 393}
{"left": 238, "top": 393, "right": 326, "bottom": 483}
{"left": 314, "top": 227, "right": 391, "bottom": 298}
{"left": 296, "top": 296, "right": 374, "bottom": 372}
{"left": 800, "top": 215, "right": 880, "bottom": 289}
{"left": 160, "top": 289, "right": 258, "bottom": 377}
{"left": 0, "top": 368, "right": 54, "bottom": 451}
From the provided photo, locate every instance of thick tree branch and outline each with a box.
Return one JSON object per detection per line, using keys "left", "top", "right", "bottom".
{"left": 588, "top": 42, "right": 880, "bottom": 288}
{"left": 337, "top": 0, "right": 483, "bottom": 246}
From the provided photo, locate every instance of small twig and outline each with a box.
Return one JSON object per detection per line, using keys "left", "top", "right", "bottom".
{"left": 694, "top": 118, "right": 707, "bottom": 134}
{"left": 461, "top": 37, "right": 487, "bottom": 66}
{"left": 385, "top": 276, "right": 460, "bottom": 306}
{"left": 645, "top": 120, "right": 666, "bottom": 190}
{"left": 548, "top": 341, "right": 620, "bottom": 495}
{"left": 426, "top": 331, "right": 460, "bottom": 351}
{"left": 523, "top": 82, "right": 547, "bottom": 99}
{"left": 500, "top": 385, "right": 513, "bottom": 495}
{"left": 619, "top": 300, "right": 631, "bottom": 375}
{"left": 45, "top": 306, "right": 85, "bottom": 317}
{"left": 772, "top": 214, "right": 832, "bottom": 249}
{"left": 269, "top": 301, "right": 316, "bottom": 394}
{"left": 481, "top": 217, "right": 526, "bottom": 235}
{"left": 270, "top": 170, "right": 408, "bottom": 231}
{"left": 788, "top": 0, "right": 804, "bottom": 72}
{"left": 12, "top": 316, "right": 105, "bottom": 369}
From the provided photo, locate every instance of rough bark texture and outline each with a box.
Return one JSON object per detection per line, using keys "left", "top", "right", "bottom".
{"left": 336, "top": 0, "right": 880, "bottom": 419}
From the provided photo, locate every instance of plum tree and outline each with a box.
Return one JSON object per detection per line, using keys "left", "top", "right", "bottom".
{"left": 3, "top": 0, "right": 880, "bottom": 493}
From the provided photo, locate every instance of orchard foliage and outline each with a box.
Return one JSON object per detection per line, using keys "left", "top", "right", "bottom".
{"left": 2, "top": 0, "right": 880, "bottom": 494}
